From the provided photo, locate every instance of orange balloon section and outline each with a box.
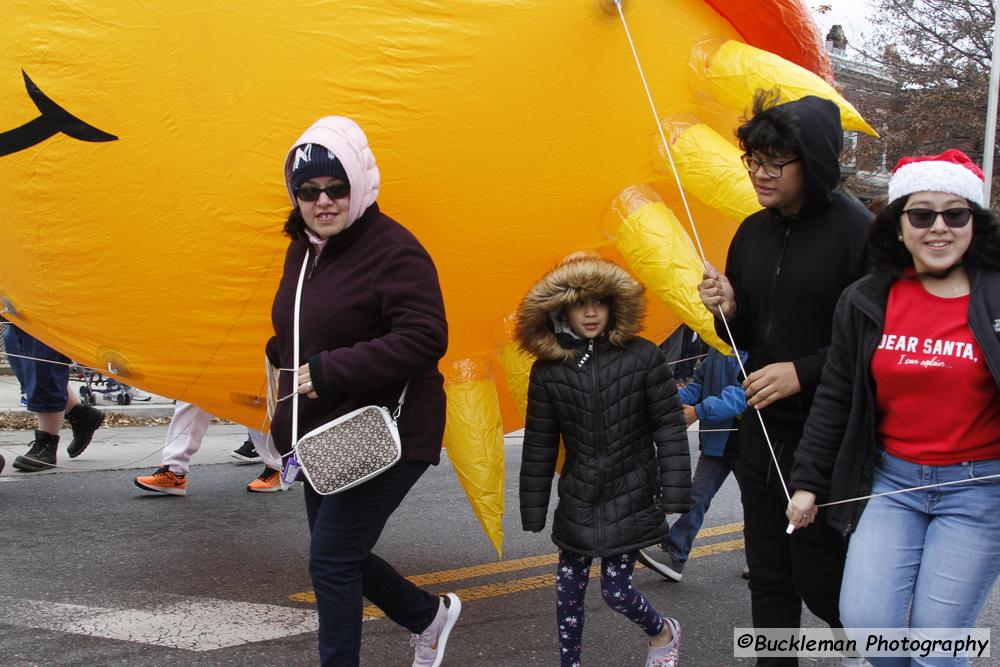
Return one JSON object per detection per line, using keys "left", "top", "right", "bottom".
{"left": 0, "top": 1, "right": 827, "bottom": 431}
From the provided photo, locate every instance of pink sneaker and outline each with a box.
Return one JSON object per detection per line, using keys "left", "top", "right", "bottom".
{"left": 646, "top": 617, "right": 681, "bottom": 667}
{"left": 410, "top": 593, "right": 461, "bottom": 667}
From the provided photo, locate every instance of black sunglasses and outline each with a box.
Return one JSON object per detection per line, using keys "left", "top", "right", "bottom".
{"left": 903, "top": 207, "right": 973, "bottom": 229}
{"left": 295, "top": 182, "right": 350, "bottom": 202}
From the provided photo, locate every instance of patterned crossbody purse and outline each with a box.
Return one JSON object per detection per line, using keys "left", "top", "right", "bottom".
{"left": 289, "top": 252, "right": 405, "bottom": 495}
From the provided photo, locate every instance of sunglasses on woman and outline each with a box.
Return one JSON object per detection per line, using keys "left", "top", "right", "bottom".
{"left": 295, "top": 182, "right": 350, "bottom": 202}
{"left": 903, "top": 207, "right": 973, "bottom": 229}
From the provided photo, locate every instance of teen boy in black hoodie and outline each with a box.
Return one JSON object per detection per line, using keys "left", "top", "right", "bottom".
{"left": 698, "top": 92, "right": 870, "bottom": 665}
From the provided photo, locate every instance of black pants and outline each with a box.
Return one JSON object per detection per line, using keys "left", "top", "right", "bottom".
{"left": 304, "top": 460, "right": 439, "bottom": 667}
{"left": 738, "top": 420, "right": 846, "bottom": 667}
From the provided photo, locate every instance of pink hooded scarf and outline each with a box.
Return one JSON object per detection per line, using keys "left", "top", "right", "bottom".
{"left": 283, "top": 116, "right": 381, "bottom": 229}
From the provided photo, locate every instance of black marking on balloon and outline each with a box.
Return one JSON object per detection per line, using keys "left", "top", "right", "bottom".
{"left": 0, "top": 70, "right": 118, "bottom": 156}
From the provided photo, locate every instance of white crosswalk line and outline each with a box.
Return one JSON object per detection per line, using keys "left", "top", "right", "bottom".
{"left": 0, "top": 595, "right": 318, "bottom": 651}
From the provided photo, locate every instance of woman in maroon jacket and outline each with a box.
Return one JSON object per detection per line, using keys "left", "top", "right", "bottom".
{"left": 266, "top": 117, "right": 459, "bottom": 667}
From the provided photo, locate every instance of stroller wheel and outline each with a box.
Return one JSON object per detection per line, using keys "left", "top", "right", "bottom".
{"left": 116, "top": 392, "right": 131, "bottom": 406}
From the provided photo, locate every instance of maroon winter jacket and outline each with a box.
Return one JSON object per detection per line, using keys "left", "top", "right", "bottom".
{"left": 266, "top": 203, "right": 448, "bottom": 464}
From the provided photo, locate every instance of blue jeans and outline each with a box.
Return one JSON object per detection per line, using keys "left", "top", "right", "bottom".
{"left": 3, "top": 325, "right": 69, "bottom": 413}
{"left": 841, "top": 451, "right": 1000, "bottom": 667}
{"left": 304, "top": 460, "right": 439, "bottom": 667}
{"left": 663, "top": 453, "right": 735, "bottom": 562}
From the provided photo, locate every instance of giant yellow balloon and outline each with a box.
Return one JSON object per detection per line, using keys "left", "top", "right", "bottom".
{"left": 2, "top": 1, "right": 849, "bottom": 553}
{"left": 0, "top": 0, "right": 837, "bottom": 423}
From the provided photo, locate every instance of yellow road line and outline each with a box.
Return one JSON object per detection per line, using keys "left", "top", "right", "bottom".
{"left": 693, "top": 521, "right": 743, "bottom": 539}
{"left": 288, "top": 526, "right": 745, "bottom": 607}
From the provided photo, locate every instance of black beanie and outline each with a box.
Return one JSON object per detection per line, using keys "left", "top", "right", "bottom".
{"left": 290, "top": 143, "right": 349, "bottom": 191}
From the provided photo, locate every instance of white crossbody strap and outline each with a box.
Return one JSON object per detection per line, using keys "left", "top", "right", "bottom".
{"left": 289, "top": 250, "right": 410, "bottom": 444}
{"left": 291, "top": 253, "right": 310, "bottom": 448}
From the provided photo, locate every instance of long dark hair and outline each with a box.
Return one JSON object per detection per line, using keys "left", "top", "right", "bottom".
{"left": 869, "top": 196, "right": 1000, "bottom": 272}
{"left": 283, "top": 207, "right": 306, "bottom": 239}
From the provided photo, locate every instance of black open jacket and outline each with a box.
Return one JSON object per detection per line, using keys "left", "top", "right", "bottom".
{"left": 790, "top": 268, "right": 1000, "bottom": 536}
{"left": 718, "top": 96, "right": 871, "bottom": 442}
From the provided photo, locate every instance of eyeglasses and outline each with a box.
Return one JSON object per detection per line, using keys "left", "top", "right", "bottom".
{"left": 903, "top": 208, "right": 973, "bottom": 229}
{"left": 741, "top": 154, "right": 801, "bottom": 178}
{"left": 294, "top": 182, "right": 350, "bottom": 202}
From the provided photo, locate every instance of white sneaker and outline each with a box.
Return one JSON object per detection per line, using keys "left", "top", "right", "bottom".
{"left": 127, "top": 387, "right": 152, "bottom": 401}
{"left": 411, "top": 593, "right": 461, "bottom": 667}
{"left": 646, "top": 616, "right": 681, "bottom": 667}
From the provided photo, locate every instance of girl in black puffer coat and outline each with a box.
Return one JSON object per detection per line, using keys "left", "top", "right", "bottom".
{"left": 516, "top": 256, "right": 691, "bottom": 667}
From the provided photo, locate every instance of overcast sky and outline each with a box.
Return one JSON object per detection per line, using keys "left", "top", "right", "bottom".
{"left": 809, "top": 0, "right": 876, "bottom": 49}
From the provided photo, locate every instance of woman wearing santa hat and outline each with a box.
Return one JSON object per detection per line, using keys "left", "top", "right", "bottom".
{"left": 786, "top": 149, "right": 1000, "bottom": 665}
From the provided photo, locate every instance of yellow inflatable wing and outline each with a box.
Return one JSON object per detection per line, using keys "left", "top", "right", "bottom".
{"left": 690, "top": 38, "right": 879, "bottom": 136}
{"left": 1, "top": 1, "right": 858, "bottom": 556}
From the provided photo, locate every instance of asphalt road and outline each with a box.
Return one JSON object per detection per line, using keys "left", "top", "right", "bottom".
{"left": 0, "top": 426, "right": 996, "bottom": 666}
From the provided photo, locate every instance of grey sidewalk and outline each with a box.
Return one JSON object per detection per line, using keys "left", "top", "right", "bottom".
{"left": 0, "top": 373, "right": 178, "bottom": 419}
{"left": 0, "top": 375, "right": 257, "bottom": 478}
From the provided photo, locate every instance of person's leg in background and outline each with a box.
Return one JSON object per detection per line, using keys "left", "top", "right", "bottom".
{"left": 665, "top": 454, "right": 734, "bottom": 565}
{"left": 3, "top": 323, "right": 28, "bottom": 396}
{"left": 12, "top": 328, "right": 71, "bottom": 472}
{"left": 159, "top": 401, "right": 213, "bottom": 474}
{"left": 245, "top": 427, "right": 284, "bottom": 493}
{"left": 133, "top": 401, "right": 212, "bottom": 495}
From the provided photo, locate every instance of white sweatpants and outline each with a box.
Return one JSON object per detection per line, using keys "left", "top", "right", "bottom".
{"left": 161, "top": 401, "right": 212, "bottom": 475}
{"left": 160, "top": 401, "right": 282, "bottom": 474}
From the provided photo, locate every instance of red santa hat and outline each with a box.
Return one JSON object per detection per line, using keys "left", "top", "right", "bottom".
{"left": 888, "top": 149, "right": 986, "bottom": 208}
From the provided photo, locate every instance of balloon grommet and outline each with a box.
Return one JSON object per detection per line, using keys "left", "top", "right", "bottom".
{"left": 598, "top": 0, "right": 627, "bottom": 16}
{"left": 0, "top": 293, "right": 18, "bottom": 317}
{"left": 230, "top": 392, "right": 267, "bottom": 410}
{"left": 96, "top": 348, "right": 143, "bottom": 381}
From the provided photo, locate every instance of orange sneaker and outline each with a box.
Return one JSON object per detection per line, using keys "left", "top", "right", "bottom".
{"left": 247, "top": 467, "right": 282, "bottom": 493}
{"left": 134, "top": 467, "right": 187, "bottom": 496}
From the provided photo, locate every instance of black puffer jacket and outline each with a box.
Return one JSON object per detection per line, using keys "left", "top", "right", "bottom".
{"left": 516, "top": 257, "right": 691, "bottom": 557}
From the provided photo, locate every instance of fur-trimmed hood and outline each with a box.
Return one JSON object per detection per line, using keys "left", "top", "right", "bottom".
{"left": 515, "top": 257, "right": 645, "bottom": 362}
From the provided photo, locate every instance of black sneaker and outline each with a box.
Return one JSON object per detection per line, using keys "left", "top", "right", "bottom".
{"left": 230, "top": 438, "right": 260, "bottom": 464}
{"left": 13, "top": 430, "right": 59, "bottom": 472}
{"left": 637, "top": 547, "right": 684, "bottom": 582}
{"left": 66, "top": 404, "right": 105, "bottom": 458}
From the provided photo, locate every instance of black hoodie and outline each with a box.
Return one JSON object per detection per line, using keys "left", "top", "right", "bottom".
{"left": 717, "top": 96, "right": 871, "bottom": 442}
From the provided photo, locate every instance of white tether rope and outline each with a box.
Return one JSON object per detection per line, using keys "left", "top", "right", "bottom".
{"left": 611, "top": 1, "right": 791, "bottom": 504}
{"left": 609, "top": 1, "right": 1000, "bottom": 513}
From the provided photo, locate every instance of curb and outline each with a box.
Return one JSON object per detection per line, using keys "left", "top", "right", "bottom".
{"left": 0, "top": 405, "right": 178, "bottom": 420}
{"left": 0, "top": 404, "right": 174, "bottom": 431}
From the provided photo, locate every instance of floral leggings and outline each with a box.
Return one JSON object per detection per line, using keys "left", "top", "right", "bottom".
{"left": 556, "top": 549, "right": 665, "bottom": 667}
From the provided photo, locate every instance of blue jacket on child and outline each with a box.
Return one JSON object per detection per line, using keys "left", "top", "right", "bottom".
{"left": 678, "top": 348, "right": 747, "bottom": 457}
